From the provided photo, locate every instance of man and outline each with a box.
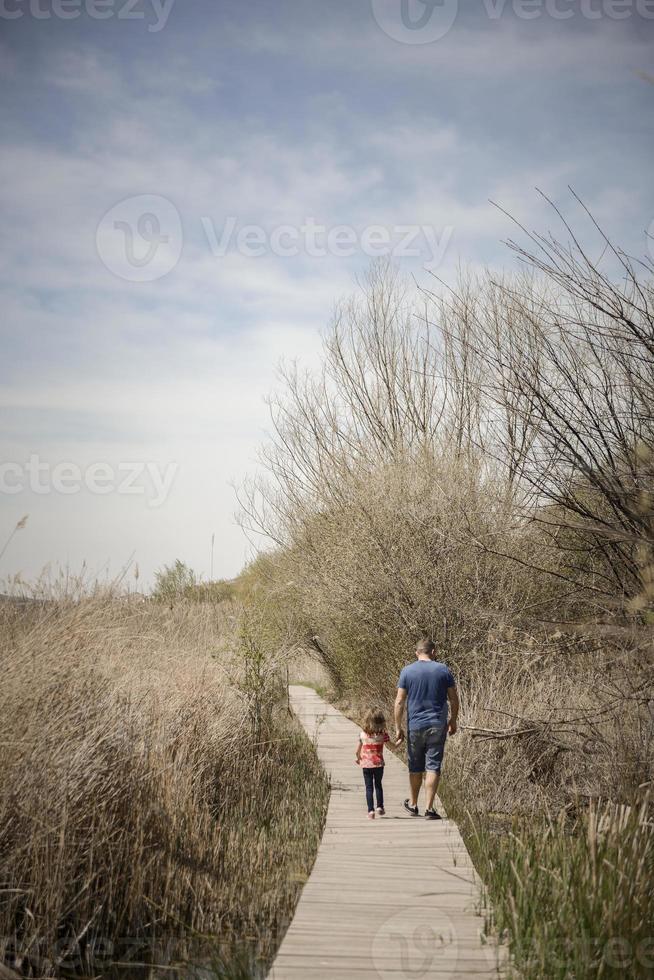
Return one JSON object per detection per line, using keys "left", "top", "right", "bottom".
{"left": 394, "top": 637, "right": 459, "bottom": 820}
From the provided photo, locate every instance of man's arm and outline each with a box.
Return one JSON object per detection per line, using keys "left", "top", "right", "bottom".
{"left": 394, "top": 688, "right": 407, "bottom": 743}
{"left": 447, "top": 686, "right": 459, "bottom": 736}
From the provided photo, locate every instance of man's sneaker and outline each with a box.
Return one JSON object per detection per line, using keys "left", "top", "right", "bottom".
{"left": 367, "top": 811, "right": 376, "bottom": 820}
{"left": 425, "top": 808, "right": 442, "bottom": 820}
{"left": 403, "top": 799, "right": 419, "bottom": 816}
{"left": 376, "top": 806, "right": 385, "bottom": 816}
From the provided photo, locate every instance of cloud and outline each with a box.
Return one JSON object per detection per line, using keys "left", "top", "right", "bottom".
{"left": 1, "top": 3, "right": 652, "bottom": 585}
{"left": 231, "top": 4, "right": 654, "bottom": 80}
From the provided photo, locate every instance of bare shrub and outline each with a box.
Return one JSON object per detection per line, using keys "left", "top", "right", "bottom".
{"left": 422, "top": 200, "right": 654, "bottom": 612}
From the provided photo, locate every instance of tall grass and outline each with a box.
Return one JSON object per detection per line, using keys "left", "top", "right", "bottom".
{"left": 0, "top": 596, "right": 328, "bottom": 977}
{"left": 434, "top": 645, "right": 654, "bottom": 978}
{"left": 450, "top": 795, "right": 654, "bottom": 979}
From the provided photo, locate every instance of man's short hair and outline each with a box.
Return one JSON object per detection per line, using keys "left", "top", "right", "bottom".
{"left": 416, "top": 638, "right": 435, "bottom": 656}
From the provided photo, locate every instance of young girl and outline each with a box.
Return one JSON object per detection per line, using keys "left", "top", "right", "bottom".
{"left": 355, "top": 708, "right": 393, "bottom": 819}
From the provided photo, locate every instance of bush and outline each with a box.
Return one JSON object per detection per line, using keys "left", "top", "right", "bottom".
{"left": 152, "top": 559, "right": 197, "bottom": 600}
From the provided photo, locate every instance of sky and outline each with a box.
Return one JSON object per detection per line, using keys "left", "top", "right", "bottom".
{"left": 0, "top": 0, "right": 653, "bottom": 590}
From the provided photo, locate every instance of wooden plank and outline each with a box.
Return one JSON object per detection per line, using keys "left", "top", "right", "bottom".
{"left": 266, "top": 686, "right": 505, "bottom": 979}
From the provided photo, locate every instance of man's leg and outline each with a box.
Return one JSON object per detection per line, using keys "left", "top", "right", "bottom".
{"left": 407, "top": 729, "right": 427, "bottom": 807}
{"left": 425, "top": 770, "right": 440, "bottom": 811}
{"left": 409, "top": 772, "right": 423, "bottom": 807}
{"left": 424, "top": 726, "right": 447, "bottom": 813}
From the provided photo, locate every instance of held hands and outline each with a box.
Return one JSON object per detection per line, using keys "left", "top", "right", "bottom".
{"left": 394, "top": 729, "right": 405, "bottom": 745}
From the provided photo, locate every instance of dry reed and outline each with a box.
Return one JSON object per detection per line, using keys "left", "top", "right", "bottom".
{"left": 0, "top": 596, "right": 328, "bottom": 977}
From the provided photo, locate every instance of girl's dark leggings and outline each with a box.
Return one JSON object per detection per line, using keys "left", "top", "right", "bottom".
{"left": 363, "top": 766, "right": 384, "bottom": 811}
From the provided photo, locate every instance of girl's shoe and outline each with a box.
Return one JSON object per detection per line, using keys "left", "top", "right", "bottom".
{"left": 376, "top": 807, "right": 385, "bottom": 816}
{"left": 367, "top": 811, "right": 376, "bottom": 820}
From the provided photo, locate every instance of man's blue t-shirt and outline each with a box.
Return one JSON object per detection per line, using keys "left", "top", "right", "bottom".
{"left": 398, "top": 660, "right": 455, "bottom": 730}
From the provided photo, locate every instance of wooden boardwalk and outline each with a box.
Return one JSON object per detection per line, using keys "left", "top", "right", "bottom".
{"left": 267, "top": 686, "right": 504, "bottom": 980}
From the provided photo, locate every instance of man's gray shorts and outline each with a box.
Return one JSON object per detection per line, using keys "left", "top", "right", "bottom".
{"left": 407, "top": 724, "right": 447, "bottom": 773}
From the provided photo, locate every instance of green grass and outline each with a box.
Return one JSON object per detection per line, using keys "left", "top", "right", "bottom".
{"left": 442, "top": 789, "right": 654, "bottom": 979}
{"left": 288, "top": 679, "right": 332, "bottom": 700}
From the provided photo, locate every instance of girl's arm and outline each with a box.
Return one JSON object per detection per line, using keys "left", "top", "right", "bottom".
{"left": 355, "top": 736, "right": 362, "bottom": 765}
